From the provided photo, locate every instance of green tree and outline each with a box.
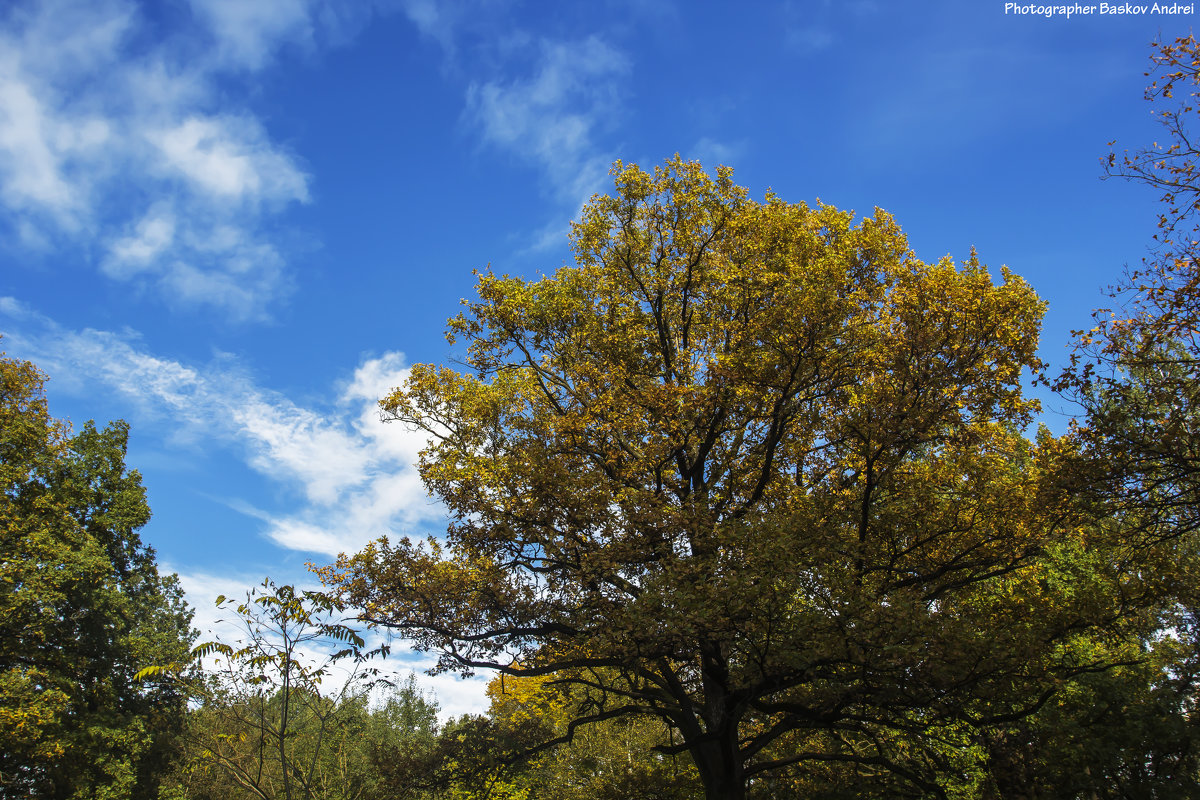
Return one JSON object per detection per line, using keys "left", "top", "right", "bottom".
{"left": 978, "top": 624, "right": 1200, "bottom": 798}
{"left": 0, "top": 348, "right": 194, "bottom": 799}
{"left": 167, "top": 677, "right": 440, "bottom": 800}
{"left": 159, "top": 580, "right": 406, "bottom": 800}
{"left": 1031, "top": 33, "right": 1200, "bottom": 798}
{"left": 326, "top": 158, "right": 1140, "bottom": 798}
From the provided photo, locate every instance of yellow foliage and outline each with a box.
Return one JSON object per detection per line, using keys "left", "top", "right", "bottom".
{"left": 332, "top": 157, "right": 1077, "bottom": 798}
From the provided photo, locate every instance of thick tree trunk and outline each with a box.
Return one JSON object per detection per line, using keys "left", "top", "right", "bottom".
{"left": 691, "top": 728, "right": 746, "bottom": 800}
{"left": 689, "top": 637, "right": 747, "bottom": 800}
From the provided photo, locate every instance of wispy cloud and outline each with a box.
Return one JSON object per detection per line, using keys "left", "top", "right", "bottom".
{"left": 1, "top": 298, "right": 438, "bottom": 557}
{"left": 320, "top": 3, "right": 637, "bottom": 252}
{"left": 463, "top": 35, "right": 631, "bottom": 244}
{"left": 397, "top": 0, "right": 471, "bottom": 58}
{"left": 186, "top": 0, "right": 316, "bottom": 70}
{"left": 1, "top": 291, "right": 485, "bottom": 711}
{"left": 688, "top": 137, "right": 747, "bottom": 169}
{"left": 786, "top": 26, "right": 834, "bottom": 54}
{"left": 783, "top": 0, "right": 878, "bottom": 55}
{"left": 0, "top": 0, "right": 313, "bottom": 320}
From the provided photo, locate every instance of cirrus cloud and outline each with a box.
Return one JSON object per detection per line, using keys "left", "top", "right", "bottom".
{"left": 1, "top": 297, "right": 439, "bottom": 558}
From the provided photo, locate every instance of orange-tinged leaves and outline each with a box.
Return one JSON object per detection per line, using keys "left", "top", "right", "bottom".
{"left": 325, "top": 157, "right": 1078, "bottom": 798}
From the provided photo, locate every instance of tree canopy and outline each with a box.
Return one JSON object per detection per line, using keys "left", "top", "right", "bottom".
{"left": 0, "top": 348, "right": 194, "bottom": 799}
{"left": 322, "top": 157, "right": 1148, "bottom": 798}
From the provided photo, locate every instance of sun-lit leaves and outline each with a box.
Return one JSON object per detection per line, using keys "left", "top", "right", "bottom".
{"left": 328, "top": 157, "right": 1106, "bottom": 798}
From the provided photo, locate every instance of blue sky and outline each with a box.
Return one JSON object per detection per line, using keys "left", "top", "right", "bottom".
{"left": 0, "top": 0, "right": 1192, "bottom": 712}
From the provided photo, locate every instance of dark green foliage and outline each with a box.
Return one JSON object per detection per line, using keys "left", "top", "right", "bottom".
{"left": 0, "top": 350, "right": 194, "bottom": 799}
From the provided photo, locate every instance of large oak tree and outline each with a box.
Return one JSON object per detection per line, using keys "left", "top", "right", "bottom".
{"left": 329, "top": 158, "right": 1124, "bottom": 798}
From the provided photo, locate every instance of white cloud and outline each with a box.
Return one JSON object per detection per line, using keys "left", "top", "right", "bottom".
{"left": 173, "top": 568, "right": 276, "bottom": 649}
{"left": 1, "top": 300, "right": 438, "bottom": 558}
{"left": 418, "top": 666, "right": 489, "bottom": 720}
{"left": 186, "top": 0, "right": 395, "bottom": 68}
{"left": 148, "top": 115, "right": 309, "bottom": 204}
{"left": 186, "top": 0, "right": 315, "bottom": 70}
{"left": 465, "top": 36, "right": 629, "bottom": 210}
{"left": 0, "top": 79, "right": 79, "bottom": 217}
{"left": 0, "top": 0, "right": 640, "bottom": 313}
{"left": 0, "top": 0, "right": 311, "bottom": 319}
{"left": 392, "top": 6, "right": 634, "bottom": 248}
{"left": 398, "top": 0, "right": 459, "bottom": 55}
{"left": 156, "top": 246, "right": 289, "bottom": 324}
{"left": 105, "top": 206, "right": 175, "bottom": 277}
{"left": 0, "top": 7, "right": 121, "bottom": 229}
